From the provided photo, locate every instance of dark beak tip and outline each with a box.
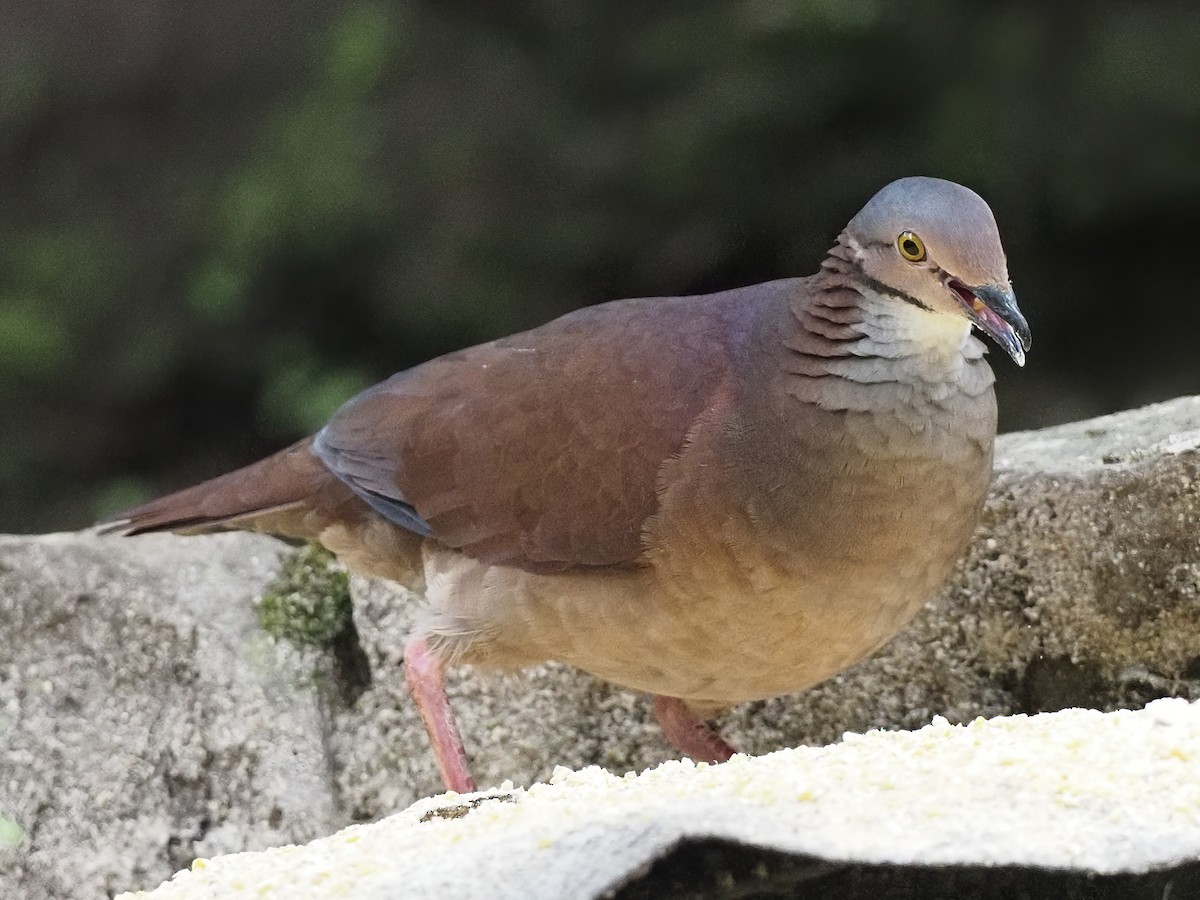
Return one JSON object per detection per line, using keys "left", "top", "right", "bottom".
{"left": 970, "top": 283, "right": 1030, "bottom": 365}
{"left": 1012, "top": 312, "right": 1032, "bottom": 353}
{"left": 991, "top": 286, "right": 1030, "bottom": 350}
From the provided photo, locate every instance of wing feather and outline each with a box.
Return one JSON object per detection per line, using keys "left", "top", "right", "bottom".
{"left": 315, "top": 289, "right": 756, "bottom": 571}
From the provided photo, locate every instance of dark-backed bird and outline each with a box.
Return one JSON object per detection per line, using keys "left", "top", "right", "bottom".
{"left": 104, "top": 176, "right": 1030, "bottom": 793}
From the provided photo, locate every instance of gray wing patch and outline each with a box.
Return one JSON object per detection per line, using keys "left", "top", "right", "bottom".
{"left": 311, "top": 426, "right": 434, "bottom": 538}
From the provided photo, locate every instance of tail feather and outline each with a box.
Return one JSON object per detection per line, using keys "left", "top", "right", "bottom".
{"left": 100, "top": 438, "right": 331, "bottom": 538}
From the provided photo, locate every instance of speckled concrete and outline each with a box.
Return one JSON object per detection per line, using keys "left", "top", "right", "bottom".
{"left": 0, "top": 534, "right": 337, "bottom": 899}
{"left": 122, "top": 701, "right": 1200, "bottom": 899}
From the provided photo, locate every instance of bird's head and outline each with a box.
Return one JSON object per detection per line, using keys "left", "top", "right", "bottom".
{"left": 838, "top": 176, "right": 1031, "bottom": 366}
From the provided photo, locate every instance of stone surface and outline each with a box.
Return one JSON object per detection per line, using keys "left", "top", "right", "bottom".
{"left": 120, "top": 701, "right": 1200, "bottom": 899}
{"left": 2, "top": 396, "right": 1199, "bottom": 897}
{"left": 0, "top": 534, "right": 339, "bottom": 899}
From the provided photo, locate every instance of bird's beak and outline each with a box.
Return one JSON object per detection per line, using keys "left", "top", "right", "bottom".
{"left": 947, "top": 280, "right": 1031, "bottom": 367}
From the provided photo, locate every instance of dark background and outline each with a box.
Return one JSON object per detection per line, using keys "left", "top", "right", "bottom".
{"left": 2, "top": 1, "right": 1198, "bottom": 534}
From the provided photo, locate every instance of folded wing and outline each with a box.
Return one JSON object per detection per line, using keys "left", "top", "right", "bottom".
{"left": 314, "top": 291, "right": 750, "bottom": 572}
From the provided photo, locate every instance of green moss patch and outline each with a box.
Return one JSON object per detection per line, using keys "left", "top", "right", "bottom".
{"left": 258, "top": 544, "right": 353, "bottom": 647}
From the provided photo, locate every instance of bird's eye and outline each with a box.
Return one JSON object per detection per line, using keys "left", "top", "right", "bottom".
{"left": 896, "top": 231, "right": 926, "bottom": 262}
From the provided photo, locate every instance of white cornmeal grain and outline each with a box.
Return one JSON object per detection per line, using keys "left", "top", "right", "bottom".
{"left": 119, "top": 699, "right": 1200, "bottom": 899}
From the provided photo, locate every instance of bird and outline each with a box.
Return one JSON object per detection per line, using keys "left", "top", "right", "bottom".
{"left": 103, "top": 176, "right": 1030, "bottom": 794}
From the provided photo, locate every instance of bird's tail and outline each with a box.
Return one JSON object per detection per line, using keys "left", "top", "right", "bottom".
{"left": 101, "top": 436, "right": 426, "bottom": 586}
{"left": 99, "top": 438, "right": 334, "bottom": 540}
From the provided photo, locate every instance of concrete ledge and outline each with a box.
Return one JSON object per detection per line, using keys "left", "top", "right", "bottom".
{"left": 121, "top": 700, "right": 1200, "bottom": 899}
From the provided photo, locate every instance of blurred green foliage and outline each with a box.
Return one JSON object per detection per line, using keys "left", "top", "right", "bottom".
{"left": 1, "top": 0, "right": 1198, "bottom": 532}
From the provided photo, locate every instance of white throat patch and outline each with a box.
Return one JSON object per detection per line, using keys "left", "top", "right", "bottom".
{"left": 853, "top": 291, "right": 981, "bottom": 362}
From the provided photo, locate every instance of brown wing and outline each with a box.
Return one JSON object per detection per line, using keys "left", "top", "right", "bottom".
{"left": 313, "top": 289, "right": 756, "bottom": 571}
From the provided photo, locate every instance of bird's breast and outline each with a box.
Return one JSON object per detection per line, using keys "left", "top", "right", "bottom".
{"left": 426, "top": 369, "right": 999, "bottom": 706}
{"left": 608, "top": 372, "right": 998, "bottom": 701}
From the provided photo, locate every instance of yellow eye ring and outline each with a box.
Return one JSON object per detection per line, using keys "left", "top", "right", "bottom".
{"left": 896, "top": 231, "right": 926, "bottom": 262}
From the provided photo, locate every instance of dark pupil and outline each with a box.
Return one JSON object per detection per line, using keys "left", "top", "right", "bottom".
{"left": 903, "top": 239, "right": 919, "bottom": 257}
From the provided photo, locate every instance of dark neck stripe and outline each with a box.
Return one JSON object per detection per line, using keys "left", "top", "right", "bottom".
{"left": 826, "top": 240, "right": 934, "bottom": 312}
{"left": 847, "top": 264, "right": 932, "bottom": 312}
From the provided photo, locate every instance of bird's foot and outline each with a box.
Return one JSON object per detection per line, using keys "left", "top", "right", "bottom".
{"left": 652, "top": 695, "right": 737, "bottom": 764}
{"left": 404, "top": 636, "right": 478, "bottom": 794}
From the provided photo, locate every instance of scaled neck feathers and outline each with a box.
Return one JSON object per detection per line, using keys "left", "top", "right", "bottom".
{"left": 762, "top": 236, "right": 997, "bottom": 430}
{"left": 808, "top": 233, "right": 989, "bottom": 376}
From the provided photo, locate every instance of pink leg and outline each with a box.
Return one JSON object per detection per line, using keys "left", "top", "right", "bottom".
{"left": 403, "top": 636, "right": 477, "bottom": 794}
{"left": 653, "top": 696, "right": 737, "bottom": 764}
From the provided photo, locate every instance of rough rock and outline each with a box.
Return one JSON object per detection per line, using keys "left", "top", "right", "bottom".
{"left": 0, "top": 535, "right": 339, "bottom": 899}
{"left": 122, "top": 701, "right": 1200, "bottom": 899}
{"left": 2, "top": 396, "right": 1199, "bottom": 898}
